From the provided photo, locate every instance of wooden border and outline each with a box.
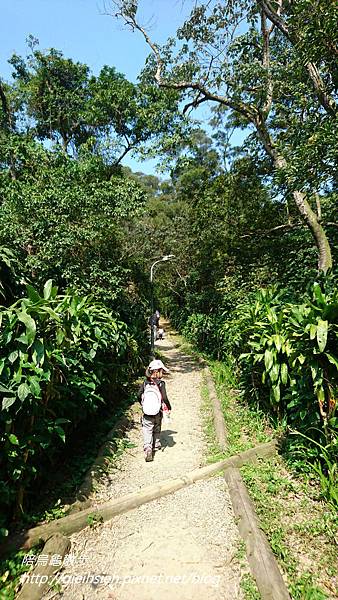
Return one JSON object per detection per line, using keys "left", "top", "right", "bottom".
{"left": 0, "top": 441, "right": 277, "bottom": 557}
{"left": 203, "top": 366, "right": 291, "bottom": 599}
{"left": 203, "top": 367, "right": 228, "bottom": 451}
{"left": 225, "top": 467, "right": 291, "bottom": 600}
{"left": 16, "top": 534, "right": 70, "bottom": 600}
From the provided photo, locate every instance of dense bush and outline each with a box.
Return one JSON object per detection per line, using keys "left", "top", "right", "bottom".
{"left": 238, "top": 282, "right": 337, "bottom": 430}
{"left": 0, "top": 280, "right": 140, "bottom": 530}
{"left": 177, "top": 279, "right": 338, "bottom": 502}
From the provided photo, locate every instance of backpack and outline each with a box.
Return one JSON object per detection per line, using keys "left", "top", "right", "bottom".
{"left": 141, "top": 382, "right": 162, "bottom": 416}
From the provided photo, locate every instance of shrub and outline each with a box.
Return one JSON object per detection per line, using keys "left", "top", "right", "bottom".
{"left": 0, "top": 280, "right": 139, "bottom": 528}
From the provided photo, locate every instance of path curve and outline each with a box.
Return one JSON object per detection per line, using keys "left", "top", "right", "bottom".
{"left": 43, "top": 328, "right": 244, "bottom": 600}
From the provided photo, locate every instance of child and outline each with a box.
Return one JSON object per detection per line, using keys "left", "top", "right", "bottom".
{"left": 138, "top": 359, "right": 171, "bottom": 462}
{"left": 158, "top": 327, "right": 165, "bottom": 340}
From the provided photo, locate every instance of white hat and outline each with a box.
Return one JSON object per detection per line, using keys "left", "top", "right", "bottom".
{"left": 148, "top": 359, "right": 169, "bottom": 373}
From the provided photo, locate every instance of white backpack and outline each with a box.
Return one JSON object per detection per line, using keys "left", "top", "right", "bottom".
{"left": 142, "top": 383, "right": 162, "bottom": 416}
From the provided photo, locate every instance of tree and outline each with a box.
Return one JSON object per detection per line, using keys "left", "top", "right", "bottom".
{"left": 87, "top": 66, "right": 182, "bottom": 165}
{"left": 113, "top": 0, "right": 337, "bottom": 273}
{"left": 0, "top": 138, "right": 147, "bottom": 311}
{"left": 9, "top": 48, "right": 91, "bottom": 152}
{"left": 8, "top": 45, "right": 183, "bottom": 165}
{"left": 257, "top": 0, "right": 337, "bottom": 116}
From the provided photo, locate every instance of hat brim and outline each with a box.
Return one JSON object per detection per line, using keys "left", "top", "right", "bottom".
{"left": 148, "top": 361, "right": 169, "bottom": 373}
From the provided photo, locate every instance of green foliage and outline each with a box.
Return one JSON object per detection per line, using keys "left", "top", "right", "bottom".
{"left": 0, "top": 138, "right": 148, "bottom": 309}
{"left": 8, "top": 44, "right": 183, "bottom": 162}
{"left": 0, "top": 246, "right": 24, "bottom": 305}
{"left": 0, "top": 548, "right": 39, "bottom": 600}
{"left": 176, "top": 278, "right": 338, "bottom": 503}
{"left": 288, "top": 430, "right": 338, "bottom": 509}
{"left": 209, "top": 356, "right": 335, "bottom": 599}
{"left": 182, "top": 313, "right": 228, "bottom": 360}
{"left": 0, "top": 280, "right": 139, "bottom": 529}
{"left": 9, "top": 47, "right": 91, "bottom": 151}
{"left": 237, "top": 280, "right": 338, "bottom": 434}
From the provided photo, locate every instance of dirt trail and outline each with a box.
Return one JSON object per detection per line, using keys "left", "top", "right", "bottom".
{"left": 44, "top": 328, "right": 244, "bottom": 599}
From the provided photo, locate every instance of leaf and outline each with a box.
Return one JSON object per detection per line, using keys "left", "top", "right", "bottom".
{"left": 94, "top": 326, "right": 102, "bottom": 339}
{"left": 253, "top": 353, "right": 264, "bottom": 364}
{"left": 281, "top": 363, "right": 288, "bottom": 384}
{"left": 32, "top": 339, "right": 45, "bottom": 366}
{"left": 0, "top": 383, "right": 11, "bottom": 393}
{"left": 273, "top": 334, "right": 283, "bottom": 352}
{"left": 18, "top": 382, "right": 30, "bottom": 401}
{"left": 8, "top": 434, "right": 19, "bottom": 445}
{"left": 2, "top": 396, "right": 16, "bottom": 410}
{"left": 309, "top": 324, "right": 317, "bottom": 340}
{"left": 43, "top": 279, "right": 53, "bottom": 300}
{"left": 16, "top": 334, "right": 29, "bottom": 345}
{"left": 39, "top": 306, "right": 60, "bottom": 320}
{"left": 325, "top": 353, "right": 338, "bottom": 370}
{"left": 8, "top": 351, "right": 18, "bottom": 364}
{"left": 55, "top": 426, "right": 66, "bottom": 443}
{"left": 269, "top": 363, "right": 280, "bottom": 383}
{"left": 29, "top": 377, "right": 41, "bottom": 397}
{"left": 26, "top": 285, "right": 41, "bottom": 303}
{"left": 312, "top": 282, "right": 326, "bottom": 306}
{"left": 316, "top": 319, "right": 328, "bottom": 352}
{"left": 316, "top": 386, "right": 325, "bottom": 403}
{"left": 264, "top": 349, "right": 274, "bottom": 371}
{"left": 56, "top": 328, "right": 65, "bottom": 345}
{"left": 17, "top": 311, "right": 36, "bottom": 345}
{"left": 310, "top": 363, "right": 321, "bottom": 384}
{"left": 273, "top": 384, "right": 280, "bottom": 403}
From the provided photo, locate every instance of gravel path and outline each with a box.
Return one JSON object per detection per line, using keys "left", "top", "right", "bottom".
{"left": 43, "top": 329, "right": 244, "bottom": 599}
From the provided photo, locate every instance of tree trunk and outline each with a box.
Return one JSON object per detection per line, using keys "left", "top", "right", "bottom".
{"left": 257, "top": 121, "right": 332, "bottom": 273}
{"left": 292, "top": 190, "right": 332, "bottom": 273}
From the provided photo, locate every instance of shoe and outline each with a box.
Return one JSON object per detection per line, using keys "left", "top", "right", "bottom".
{"left": 145, "top": 449, "right": 153, "bottom": 462}
{"left": 153, "top": 443, "right": 162, "bottom": 451}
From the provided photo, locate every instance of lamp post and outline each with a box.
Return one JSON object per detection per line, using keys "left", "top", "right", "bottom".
{"left": 150, "top": 254, "right": 175, "bottom": 355}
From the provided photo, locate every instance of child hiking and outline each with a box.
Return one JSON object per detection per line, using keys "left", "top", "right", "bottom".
{"left": 138, "top": 359, "right": 171, "bottom": 462}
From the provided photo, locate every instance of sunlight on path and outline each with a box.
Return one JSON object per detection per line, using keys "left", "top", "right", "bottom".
{"left": 43, "top": 329, "right": 244, "bottom": 600}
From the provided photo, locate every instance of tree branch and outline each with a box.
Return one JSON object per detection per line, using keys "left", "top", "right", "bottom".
{"left": 258, "top": 0, "right": 337, "bottom": 116}
{"left": 260, "top": 9, "right": 273, "bottom": 116}
{"left": 112, "top": 3, "right": 258, "bottom": 122}
{"left": 113, "top": 142, "right": 133, "bottom": 166}
{"left": 240, "top": 223, "right": 301, "bottom": 238}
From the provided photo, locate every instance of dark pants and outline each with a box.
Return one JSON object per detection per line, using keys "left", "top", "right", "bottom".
{"left": 142, "top": 413, "right": 162, "bottom": 451}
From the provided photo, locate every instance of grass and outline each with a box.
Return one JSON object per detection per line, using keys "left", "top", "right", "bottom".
{"left": 209, "top": 359, "right": 337, "bottom": 600}
{"left": 157, "top": 329, "right": 338, "bottom": 599}
{"left": 200, "top": 373, "right": 226, "bottom": 462}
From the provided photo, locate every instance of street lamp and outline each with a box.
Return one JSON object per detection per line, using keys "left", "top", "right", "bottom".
{"left": 150, "top": 254, "right": 175, "bottom": 355}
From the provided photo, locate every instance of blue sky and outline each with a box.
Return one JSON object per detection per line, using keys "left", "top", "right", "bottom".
{"left": 1, "top": 0, "right": 247, "bottom": 174}
{"left": 1, "top": 0, "right": 193, "bottom": 81}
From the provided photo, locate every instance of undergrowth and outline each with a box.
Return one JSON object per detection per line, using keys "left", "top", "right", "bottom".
{"left": 0, "top": 389, "right": 136, "bottom": 599}
{"left": 209, "top": 359, "right": 337, "bottom": 600}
